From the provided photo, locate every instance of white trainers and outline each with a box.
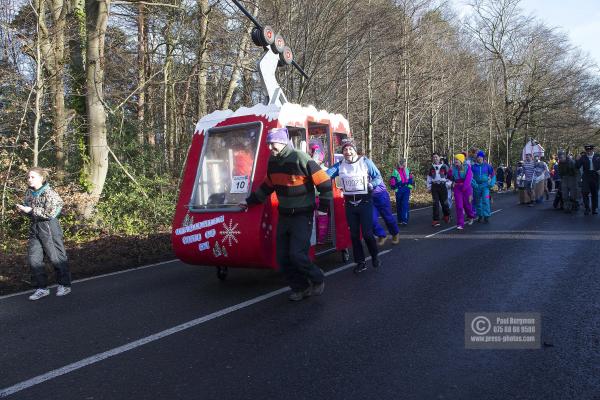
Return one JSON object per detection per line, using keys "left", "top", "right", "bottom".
{"left": 29, "top": 288, "right": 50, "bottom": 301}
{"left": 56, "top": 285, "right": 72, "bottom": 297}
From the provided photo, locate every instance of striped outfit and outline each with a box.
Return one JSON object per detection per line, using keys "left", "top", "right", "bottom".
{"left": 247, "top": 145, "right": 332, "bottom": 214}
{"left": 247, "top": 145, "right": 332, "bottom": 292}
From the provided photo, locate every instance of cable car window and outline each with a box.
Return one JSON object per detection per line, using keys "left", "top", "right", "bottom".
{"left": 287, "top": 127, "right": 306, "bottom": 152}
{"left": 309, "top": 124, "right": 330, "bottom": 167}
{"left": 333, "top": 133, "right": 349, "bottom": 189}
{"left": 334, "top": 132, "right": 349, "bottom": 149}
{"left": 191, "top": 122, "right": 262, "bottom": 211}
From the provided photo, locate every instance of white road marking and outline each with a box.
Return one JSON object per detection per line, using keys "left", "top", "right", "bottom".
{"left": 424, "top": 209, "right": 503, "bottom": 238}
{"left": 2, "top": 206, "right": 432, "bottom": 301}
{"left": 391, "top": 205, "right": 432, "bottom": 217}
{"left": 324, "top": 249, "right": 391, "bottom": 277}
{"left": 424, "top": 225, "right": 457, "bottom": 238}
{"left": 410, "top": 205, "right": 433, "bottom": 212}
{"left": 0, "top": 259, "right": 180, "bottom": 301}
{"left": 0, "top": 250, "right": 391, "bottom": 398}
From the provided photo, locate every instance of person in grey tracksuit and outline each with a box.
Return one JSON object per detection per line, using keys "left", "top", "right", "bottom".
{"left": 16, "top": 168, "right": 71, "bottom": 300}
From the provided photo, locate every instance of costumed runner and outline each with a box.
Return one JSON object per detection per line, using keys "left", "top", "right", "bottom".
{"left": 471, "top": 150, "right": 496, "bottom": 223}
{"left": 449, "top": 153, "right": 475, "bottom": 230}
{"left": 327, "top": 140, "right": 382, "bottom": 273}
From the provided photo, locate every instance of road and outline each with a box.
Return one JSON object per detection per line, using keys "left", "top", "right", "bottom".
{"left": 1, "top": 192, "right": 599, "bottom": 399}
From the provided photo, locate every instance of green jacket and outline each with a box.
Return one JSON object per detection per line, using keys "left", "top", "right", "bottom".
{"left": 247, "top": 145, "right": 333, "bottom": 215}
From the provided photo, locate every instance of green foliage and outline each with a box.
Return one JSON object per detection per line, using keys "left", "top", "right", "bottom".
{"left": 58, "top": 211, "right": 100, "bottom": 244}
{"left": 0, "top": 208, "right": 30, "bottom": 253}
{"left": 77, "top": 136, "right": 93, "bottom": 193}
{"left": 94, "top": 170, "right": 177, "bottom": 236}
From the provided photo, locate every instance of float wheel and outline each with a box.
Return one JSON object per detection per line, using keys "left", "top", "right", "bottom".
{"left": 217, "top": 266, "right": 228, "bottom": 281}
{"left": 341, "top": 249, "right": 351, "bottom": 263}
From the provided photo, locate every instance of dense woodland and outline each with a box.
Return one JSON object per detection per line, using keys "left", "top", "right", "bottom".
{"left": 1, "top": 0, "right": 600, "bottom": 249}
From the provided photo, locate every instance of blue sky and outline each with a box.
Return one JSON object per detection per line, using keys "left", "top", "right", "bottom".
{"left": 452, "top": 0, "right": 600, "bottom": 70}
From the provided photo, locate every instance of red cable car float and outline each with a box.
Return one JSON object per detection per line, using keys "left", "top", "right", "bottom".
{"left": 171, "top": 3, "right": 352, "bottom": 280}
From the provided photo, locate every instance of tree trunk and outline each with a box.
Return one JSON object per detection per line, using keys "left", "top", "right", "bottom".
{"left": 136, "top": 2, "right": 146, "bottom": 145}
{"left": 446, "top": 101, "right": 451, "bottom": 156}
{"left": 488, "top": 104, "right": 493, "bottom": 164}
{"left": 50, "top": 72, "right": 67, "bottom": 175}
{"left": 32, "top": 0, "right": 45, "bottom": 167}
{"left": 402, "top": 57, "right": 411, "bottom": 161}
{"left": 429, "top": 80, "right": 435, "bottom": 156}
{"left": 83, "top": 0, "right": 109, "bottom": 216}
{"left": 67, "top": 0, "right": 86, "bottom": 119}
{"left": 345, "top": 0, "right": 350, "bottom": 117}
{"left": 220, "top": 3, "right": 257, "bottom": 110}
{"left": 390, "top": 75, "right": 402, "bottom": 154}
{"left": 366, "top": 41, "right": 373, "bottom": 157}
{"left": 163, "top": 39, "right": 174, "bottom": 169}
{"left": 46, "top": 0, "right": 68, "bottom": 177}
{"left": 197, "top": 0, "right": 209, "bottom": 117}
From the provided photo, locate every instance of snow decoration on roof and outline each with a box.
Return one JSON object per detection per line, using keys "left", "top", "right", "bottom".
{"left": 194, "top": 103, "right": 350, "bottom": 136}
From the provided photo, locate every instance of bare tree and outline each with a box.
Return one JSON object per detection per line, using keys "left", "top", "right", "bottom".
{"left": 83, "top": 0, "right": 110, "bottom": 216}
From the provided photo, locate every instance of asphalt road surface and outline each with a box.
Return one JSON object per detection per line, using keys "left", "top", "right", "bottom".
{"left": 1, "top": 192, "right": 599, "bottom": 399}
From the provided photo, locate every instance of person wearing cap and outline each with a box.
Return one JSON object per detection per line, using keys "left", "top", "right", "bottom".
{"left": 466, "top": 147, "right": 478, "bottom": 166}
{"left": 441, "top": 156, "right": 454, "bottom": 209}
{"left": 558, "top": 151, "right": 579, "bottom": 213}
{"left": 426, "top": 152, "right": 451, "bottom": 227}
{"left": 505, "top": 164, "right": 513, "bottom": 191}
{"left": 522, "top": 153, "right": 536, "bottom": 205}
{"left": 548, "top": 154, "right": 558, "bottom": 193}
{"left": 327, "top": 140, "right": 382, "bottom": 273}
{"left": 576, "top": 144, "right": 600, "bottom": 215}
{"left": 466, "top": 148, "right": 479, "bottom": 211}
{"left": 516, "top": 161, "right": 526, "bottom": 203}
{"left": 471, "top": 150, "right": 496, "bottom": 222}
{"left": 449, "top": 153, "right": 475, "bottom": 229}
{"left": 308, "top": 138, "right": 330, "bottom": 244}
{"left": 496, "top": 163, "right": 505, "bottom": 192}
{"left": 552, "top": 152, "right": 563, "bottom": 210}
{"left": 241, "top": 127, "right": 332, "bottom": 301}
{"left": 532, "top": 154, "right": 549, "bottom": 204}
{"left": 389, "top": 158, "right": 414, "bottom": 226}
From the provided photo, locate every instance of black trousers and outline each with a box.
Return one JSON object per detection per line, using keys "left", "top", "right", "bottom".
{"left": 345, "top": 198, "right": 378, "bottom": 264}
{"left": 431, "top": 183, "right": 450, "bottom": 220}
{"left": 581, "top": 173, "right": 599, "bottom": 211}
{"left": 28, "top": 218, "right": 71, "bottom": 289}
{"left": 276, "top": 213, "right": 325, "bottom": 292}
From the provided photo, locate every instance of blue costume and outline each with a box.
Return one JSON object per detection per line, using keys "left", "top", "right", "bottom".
{"left": 471, "top": 151, "right": 496, "bottom": 218}
{"left": 371, "top": 183, "right": 400, "bottom": 239}
{"left": 389, "top": 166, "right": 414, "bottom": 224}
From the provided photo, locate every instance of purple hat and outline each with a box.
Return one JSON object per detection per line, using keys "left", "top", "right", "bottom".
{"left": 266, "top": 127, "right": 289, "bottom": 145}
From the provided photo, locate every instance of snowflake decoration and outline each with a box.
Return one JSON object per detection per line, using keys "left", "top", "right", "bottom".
{"left": 220, "top": 219, "right": 241, "bottom": 247}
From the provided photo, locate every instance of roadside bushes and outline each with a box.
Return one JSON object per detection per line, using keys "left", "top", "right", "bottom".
{"left": 94, "top": 170, "right": 177, "bottom": 236}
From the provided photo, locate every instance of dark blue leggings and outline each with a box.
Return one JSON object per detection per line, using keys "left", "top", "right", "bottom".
{"left": 345, "top": 199, "right": 378, "bottom": 263}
